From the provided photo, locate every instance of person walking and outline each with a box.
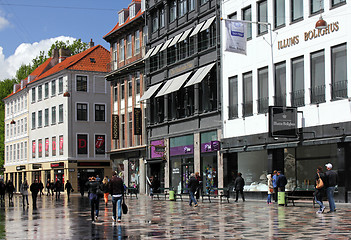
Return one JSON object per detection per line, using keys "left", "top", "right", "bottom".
{"left": 86, "top": 177, "right": 102, "bottom": 223}
{"left": 234, "top": 172, "right": 245, "bottom": 202}
{"left": 20, "top": 180, "right": 29, "bottom": 207}
{"left": 272, "top": 170, "right": 278, "bottom": 202}
{"left": 46, "top": 178, "right": 51, "bottom": 196}
{"left": 102, "top": 177, "right": 109, "bottom": 206}
{"left": 38, "top": 180, "right": 44, "bottom": 197}
{"left": 267, "top": 174, "right": 274, "bottom": 204}
{"left": 5, "top": 180, "right": 15, "bottom": 203}
{"left": 325, "top": 163, "right": 338, "bottom": 213}
{"left": 79, "top": 178, "right": 86, "bottom": 197}
{"left": 54, "top": 179, "right": 62, "bottom": 200}
{"left": 30, "top": 179, "right": 40, "bottom": 210}
{"left": 195, "top": 172, "right": 202, "bottom": 200}
{"left": 65, "top": 180, "right": 73, "bottom": 201}
{"left": 315, "top": 166, "right": 326, "bottom": 214}
{"left": 50, "top": 180, "right": 55, "bottom": 196}
{"left": 0, "top": 180, "right": 5, "bottom": 203}
{"left": 109, "top": 171, "right": 125, "bottom": 223}
{"left": 188, "top": 173, "right": 199, "bottom": 207}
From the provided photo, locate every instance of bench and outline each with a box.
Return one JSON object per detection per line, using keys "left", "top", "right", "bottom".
{"left": 126, "top": 187, "right": 138, "bottom": 199}
{"left": 285, "top": 189, "right": 315, "bottom": 207}
{"left": 202, "top": 188, "right": 229, "bottom": 203}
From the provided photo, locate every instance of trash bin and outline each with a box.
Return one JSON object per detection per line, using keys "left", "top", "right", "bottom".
{"left": 278, "top": 191, "right": 285, "bottom": 205}
{"left": 169, "top": 190, "right": 175, "bottom": 201}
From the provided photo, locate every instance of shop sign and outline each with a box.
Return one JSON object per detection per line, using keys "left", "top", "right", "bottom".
{"left": 269, "top": 106, "right": 298, "bottom": 138}
{"left": 51, "top": 162, "right": 64, "bottom": 168}
{"left": 16, "top": 165, "right": 25, "bottom": 171}
{"left": 134, "top": 108, "right": 142, "bottom": 135}
{"left": 201, "top": 141, "right": 220, "bottom": 153}
{"left": 77, "top": 162, "right": 110, "bottom": 167}
{"left": 77, "top": 134, "right": 87, "bottom": 155}
{"left": 172, "top": 168, "right": 180, "bottom": 174}
{"left": 95, "top": 135, "right": 105, "bottom": 155}
{"left": 151, "top": 140, "right": 165, "bottom": 159}
{"left": 32, "top": 164, "right": 42, "bottom": 169}
{"left": 170, "top": 145, "right": 194, "bottom": 156}
{"left": 169, "top": 61, "right": 194, "bottom": 78}
{"left": 68, "top": 169, "right": 75, "bottom": 172}
{"left": 112, "top": 114, "right": 119, "bottom": 139}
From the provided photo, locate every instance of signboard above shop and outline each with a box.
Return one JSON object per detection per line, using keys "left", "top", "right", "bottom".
{"left": 269, "top": 106, "right": 298, "bottom": 138}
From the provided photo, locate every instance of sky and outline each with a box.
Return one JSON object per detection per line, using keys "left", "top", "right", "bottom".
{"left": 0, "top": 0, "right": 132, "bottom": 81}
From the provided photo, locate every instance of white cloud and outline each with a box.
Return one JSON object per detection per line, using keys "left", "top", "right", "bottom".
{"left": 0, "top": 36, "right": 76, "bottom": 81}
{"left": 0, "top": 16, "right": 10, "bottom": 30}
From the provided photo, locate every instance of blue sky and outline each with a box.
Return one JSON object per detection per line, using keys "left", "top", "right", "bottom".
{"left": 0, "top": 0, "right": 132, "bottom": 80}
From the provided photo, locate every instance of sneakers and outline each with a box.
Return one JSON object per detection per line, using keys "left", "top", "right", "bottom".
{"left": 95, "top": 216, "right": 98, "bottom": 221}
{"left": 321, "top": 206, "right": 326, "bottom": 213}
{"left": 194, "top": 204, "right": 198, "bottom": 207}
{"left": 112, "top": 216, "right": 116, "bottom": 222}
{"left": 316, "top": 210, "right": 322, "bottom": 214}
{"left": 117, "top": 219, "right": 121, "bottom": 223}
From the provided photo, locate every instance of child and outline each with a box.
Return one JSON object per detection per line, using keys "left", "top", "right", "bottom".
{"left": 267, "top": 174, "right": 274, "bottom": 204}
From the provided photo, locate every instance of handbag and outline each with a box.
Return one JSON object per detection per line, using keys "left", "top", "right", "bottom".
{"left": 269, "top": 188, "right": 274, "bottom": 193}
{"left": 122, "top": 196, "right": 128, "bottom": 214}
{"left": 316, "top": 173, "right": 324, "bottom": 189}
{"left": 96, "top": 188, "right": 104, "bottom": 198}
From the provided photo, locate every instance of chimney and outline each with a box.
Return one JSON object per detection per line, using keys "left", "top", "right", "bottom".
{"left": 59, "top": 48, "right": 71, "bottom": 63}
{"left": 89, "top": 39, "right": 94, "bottom": 48}
{"left": 52, "top": 48, "right": 59, "bottom": 60}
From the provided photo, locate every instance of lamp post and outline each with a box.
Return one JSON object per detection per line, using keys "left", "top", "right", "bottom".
{"left": 315, "top": 0, "right": 327, "bottom": 30}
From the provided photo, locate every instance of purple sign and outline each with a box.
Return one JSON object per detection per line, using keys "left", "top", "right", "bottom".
{"left": 151, "top": 140, "right": 165, "bottom": 159}
{"left": 201, "top": 141, "right": 220, "bottom": 153}
{"left": 170, "top": 145, "right": 194, "bottom": 156}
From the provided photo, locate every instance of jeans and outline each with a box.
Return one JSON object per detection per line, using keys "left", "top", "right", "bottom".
{"left": 189, "top": 191, "right": 197, "bottom": 206}
{"left": 32, "top": 194, "right": 38, "bottom": 209}
{"left": 90, "top": 197, "right": 100, "bottom": 221}
{"left": 267, "top": 194, "right": 272, "bottom": 203}
{"left": 22, "top": 195, "right": 29, "bottom": 206}
{"left": 112, "top": 196, "right": 122, "bottom": 220}
{"left": 326, "top": 186, "right": 336, "bottom": 212}
{"left": 315, "top": 196, "right": 324, "bottom": 211}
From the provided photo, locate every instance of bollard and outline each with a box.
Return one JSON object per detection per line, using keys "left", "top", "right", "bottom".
{"left": 278, "top": 191, "right": 285, "bottom": 206}
{"left": 169, "top": 190, "right": 175, "bottom": 201}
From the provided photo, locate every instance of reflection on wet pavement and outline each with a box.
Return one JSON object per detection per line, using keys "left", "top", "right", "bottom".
{"left": 0, "top": 194, "right": 350, "bottom": 239}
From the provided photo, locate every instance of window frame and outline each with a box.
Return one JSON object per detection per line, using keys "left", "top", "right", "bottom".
{"left": 77, "top": 103, "right": 88, "bottom": 121}
{"left": 274, "top": 0, "right": 286, "bottom": 28}
{"left": 76, "top": 75, "right": 88, "bottom": 92}
{"left": 95, "top": 104, "right": 106, "bottom": 122}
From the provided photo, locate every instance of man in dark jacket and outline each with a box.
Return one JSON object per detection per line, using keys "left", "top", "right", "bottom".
{"left": 30, "top": 179, "right": 40, "bottom": 210}
{"left": 109, "top": 171, "right": 125, "bottom": 222}
{"left": 325, "top": 163, "right": 338, "bottom": 213}
{"left": 276, "top": 171, "right": 287, "bottom": 192}
{"left": 0, "top": 180, "right": 5, "bottom": 203}
{"left": 54, "top": 179, "right": 62, "bottom": 200}
{"left": 234, "top": 172, "right": 245, "bottom": 202}
{"left": 65, "top": 180, "right": 73, "bottom": 201}
{"left": 188, "top": 173, "right": 199, "bottom": 207}
{"left": 5, "top": 180, "right": 15, "bottom": 203}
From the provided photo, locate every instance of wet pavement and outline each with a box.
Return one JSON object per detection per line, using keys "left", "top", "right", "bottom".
{"left": 0, "top": 194, "right": 350, "bottom": 239}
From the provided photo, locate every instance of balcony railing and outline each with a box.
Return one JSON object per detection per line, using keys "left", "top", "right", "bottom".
{"left": 242, "top": 101, "right": 253, "bottom": 117}
{"left": 228, "top": 104, "right": 238, "bottom": 119}
{"left": 290, "top": 89, "right": 305, "bottom": 107}
{"left": 310, "top": 85, "right": 325, "bottom": 104}
{"left": 331, "top": 80, "right": 348, "bottom": 100}
{"left": 257, "top": 97, "right": 269, "bottom": 114}
{"left": 274, "top": 94, "right": 286, "bottom": 107}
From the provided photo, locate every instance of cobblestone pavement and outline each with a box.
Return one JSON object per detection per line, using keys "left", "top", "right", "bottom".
{"left": 0, "top": 194, "right": 350, "bottom": 239}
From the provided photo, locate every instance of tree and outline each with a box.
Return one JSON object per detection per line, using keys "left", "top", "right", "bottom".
{"left": 48, "top": 39, "right": 88, "bottom": 57}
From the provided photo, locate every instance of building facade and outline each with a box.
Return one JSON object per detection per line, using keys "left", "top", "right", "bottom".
{"left": 104, "top": 0, "right": 148, "bottom": 194}
{"left": 4, "top": 44, "right": 112, "bottom": 192}
{"left": 221, "top": 0, "right": 350, "bottom": 201}
{"left": 143, "top": 0, "right": 221, "bottom": 194}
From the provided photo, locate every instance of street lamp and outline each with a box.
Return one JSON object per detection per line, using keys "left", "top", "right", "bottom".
{"left": 315, "top": 0, "right": 327, "bottom": 30}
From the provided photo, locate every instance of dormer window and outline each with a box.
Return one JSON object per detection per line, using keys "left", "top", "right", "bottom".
{"left": 130, "top": 4, "right": 135, "bottom": 19}
{"left": 119, "top": 11, "right": 125, "bottom": 25}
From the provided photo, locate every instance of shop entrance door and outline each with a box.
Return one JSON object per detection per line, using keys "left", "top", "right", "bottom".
{"left": 181, "top": 164, "right": 194, "bottom": 194}
{"left": 54, "top": 169, "right": 64, "bottom": 191}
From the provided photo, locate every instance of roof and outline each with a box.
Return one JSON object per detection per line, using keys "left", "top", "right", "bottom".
{"left": 103, "top": 0, "right": 144, "bottom": 40}
{"left": 31, "top": 45, "right": 110, "bottom": 82}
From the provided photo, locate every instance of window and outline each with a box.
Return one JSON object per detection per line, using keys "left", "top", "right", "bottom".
{"left": 59, "top": 136, "right": 64, "bottom": 155}
{"left": 291, "top": 0, "right": 303, "bottom": 22}
{"left": 59, "top": 104, "right": 64, "bottom": 123}
{"left": 6, "top": 124, "right": 9, "bottom": 138}
{"left": 152, "top": 12, "right": 159, "bottom": 32}
{"left": 179, "top": 0, "right": 187, "bottom": 17}
{"left": 170, "top": 0, "right": 177, "bottom": 22}
{"left": 275, "top": 62, "right": 286, "bottom": 106}
{"left": 332, "top": 0, "right": 346, "bottom": 7}
{"left": 331, "top": 43, "right": 347, "bottom": 100}
{"left": 311, "top": 50, "right": 325, "bottom": 103}
{"left": 257, "top": 1, "right": 268, "bottom": 34}
{"left": 200, "top": 0, "right": 208, "bottom": 4}
{"left": 128, "top": 79, "right": 133, "bottom": 97}
{"left": 143, "top": 26, "right": 148, "bottom": 46}
{"left": 121, "top": 84, "right": 125, "bottom": 100}
{"left": 45, "top": 82, "right": 49, "bottom": 98}
{"left": 257, "top": 67, "right": 269, "bottom": 113}
{"left": 38, "top": 85, "right": 42, "bottom": 101}
{"left": 76, "top": 75, "right": 87, "bottom": 92}
{"left": 13, "top": 144, "right": 16, "bottom": 161}
{"left": 198, "top": 23, "right": 216, "bottom": 52}
{"left": 77, "top": 134, "right": 88, "bottom": 155}
{"left": 21, "top": 142, "right": 23, "bottom": 160}
{"left": 32, "top": 112, "right": 36, "bottom": 129}
{"left": 242, "top": 6, "right": 252, "bottom": 40}
{"left": 129, "top": 3, "right": 135, "bottom": 18}
{"left": 10, "top": 145, "right": 12, "bottom": 161}
{"left": 38, "top": 139, "right": 42, "bottom": 158}
{"left": 95, "top": 135, "right": 106, "bottom": 154}
{"left": 127, "top": 34, "right": 132, "bottom": 58}
{"left": 243, "top": 72, "right": 253, "bottom": 117}
{"left": 59, "top": 77, "right": 63, "bottom": 94}
{"left": 45, "top": 138, "right": 49, "bottom": 157}
{"left": 119, "top": 11, "right": 125, "bottom": 25}
{"left": 134, "top": 30, "right": 140, "bottom": 55}
{"left": 21, "top": 119, "right": 23, "bottom": 133}
{"left": 274, "top": 0, "right": 285, "bottom": 28}
{"left": 311, "top": 0, "right": 323, "bottom": 15}
{"left": 51, "top": 80, "right": 56, "bottom": 96}
{"left": 189, "top": 0, "right": 195, "bottom": 11}
{"left": 228, "top": 76, "right": 238, "bottom": 119}
{"left": 24, "top": 117, "right": 27, "bottom": 132}
{"left": 95, "top": 104, "right": 105, "bottom": 121}
{"left": 51, "top": 106, "right": 56, "bottom": 124}
{"left": 45, "top": 108, "right": 49, "bottom": 126}
{"left": 160, "top": 8, "right": 165, "bottom": 28}
{"left": 52, "top": 136, "right": 56, "bottom": 156}
{"left": 38, "top": 110, "right": 42, "bottom": 128}
{"left": 24, "top": 141, "right": 27, "bottom": 160}
{"left": 119, "top": 38, "right": 125, "bottom": 62}
{"left": 31, "top": 88, "right": 36, "bottom": 103}
{"left": 135, "top": 72, "right": 141, "bottom": 94}
{"left": 77, "top": 103, "right": 88, "bottom": 121}
{"left": 291, "top": 56, "right": 305, "bottom": 107}
{"left": 6, "top": 146, "right": 8, "bottom": 162}
{"left": 113, "top": 42, "right": 118, "bottom": 69}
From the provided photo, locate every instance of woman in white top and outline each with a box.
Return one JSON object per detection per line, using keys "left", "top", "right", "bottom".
{"left": 20, "top": 180, "right": 29, "bottom": 207}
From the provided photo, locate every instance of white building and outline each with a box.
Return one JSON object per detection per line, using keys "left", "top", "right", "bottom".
{"left": 4, "top": 44, "right": 112, "bottom": 191}
{"left": 220, "top": 0, "right": 350, "bottom": 201}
